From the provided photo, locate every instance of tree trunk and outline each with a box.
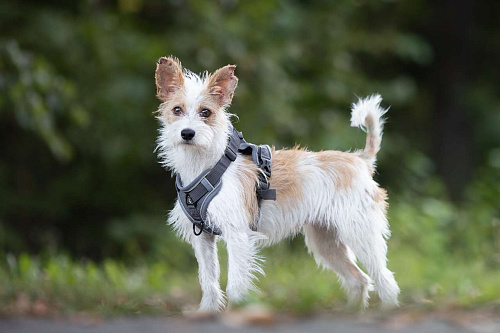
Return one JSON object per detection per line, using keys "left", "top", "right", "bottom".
{"left": 431, "top": 0, "right": 476, "bottom": 200}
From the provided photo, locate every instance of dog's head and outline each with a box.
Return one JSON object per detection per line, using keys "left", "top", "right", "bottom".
{"left": 155, "top": 57, "right": 238, "bottom": 173}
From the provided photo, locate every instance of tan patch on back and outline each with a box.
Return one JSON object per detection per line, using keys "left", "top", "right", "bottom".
{"left": 270, "top": 147, "right": 305, "bottom": 203}
{"left": 315, "top": 151, "right": 361, "bottom": 189}
{"left": 238, "top": 156, "right": 260, "bottom": 229}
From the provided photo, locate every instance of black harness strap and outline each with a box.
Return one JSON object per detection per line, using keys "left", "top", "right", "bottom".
{"left": 175, "top": 125, "right": 276, "bottom": 236}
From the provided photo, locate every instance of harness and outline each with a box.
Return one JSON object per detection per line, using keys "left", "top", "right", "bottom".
{"left": 175, "top": 125, "right": 276, "bottom": 236}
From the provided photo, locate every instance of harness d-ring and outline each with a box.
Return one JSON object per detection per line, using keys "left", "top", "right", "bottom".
{"left": 193, "top": 221, "right": 204, "bottom": 236}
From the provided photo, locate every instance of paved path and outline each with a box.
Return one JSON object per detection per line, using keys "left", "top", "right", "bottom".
{"left": 1, "top": 316, "right": 499, "bottom": 333}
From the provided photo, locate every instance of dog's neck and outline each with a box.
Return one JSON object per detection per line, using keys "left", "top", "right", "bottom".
{"left": 172, "top": 144, "right": 226, "bottom": 184}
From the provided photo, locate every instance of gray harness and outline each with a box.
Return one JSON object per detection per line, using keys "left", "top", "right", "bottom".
{"left": 175, "top": 125, "right": 276, "bottom": 236}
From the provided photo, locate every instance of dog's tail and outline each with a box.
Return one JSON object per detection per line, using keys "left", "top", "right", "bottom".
{"left": 350, "top": 94, "right": 388, "bottom": 169}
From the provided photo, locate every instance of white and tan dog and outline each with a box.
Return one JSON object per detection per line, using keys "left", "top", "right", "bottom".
{"left": 155, "top": 56, "right": 400, "bottom": 312}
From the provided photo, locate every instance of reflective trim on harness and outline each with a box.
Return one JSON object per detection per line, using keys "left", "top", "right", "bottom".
{"left": 175, "top": 125, "right": 276, "bottom": 236}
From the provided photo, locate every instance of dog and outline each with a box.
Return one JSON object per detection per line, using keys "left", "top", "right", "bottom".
{"left": 154, "top": 56, "right": 400, "bottom": 312}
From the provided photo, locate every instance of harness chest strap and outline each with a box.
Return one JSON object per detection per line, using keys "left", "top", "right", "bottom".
{"left": 175, "top": 126, "right": 276, "bottom": 236}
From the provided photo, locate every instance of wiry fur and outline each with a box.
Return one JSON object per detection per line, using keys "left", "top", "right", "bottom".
{"left": 154, "top": 56, "right": 400, "bottom": 312}
{"left": 351, "top": 94, "right": 388, "bottom": 169}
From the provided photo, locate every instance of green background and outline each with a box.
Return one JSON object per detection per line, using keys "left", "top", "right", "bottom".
{"left": 0, "top": 0, "right": 499, "bottom": 315}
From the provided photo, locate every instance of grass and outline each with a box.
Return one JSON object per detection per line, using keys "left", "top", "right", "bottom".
{"left": 0, "top": 253, "right": 198, "bottom": 316}
{"left": 3, "top": 174, "right": 497, "bottom": 317}
{"left": 1, "top": 236, "right": 499, "bottom": 317}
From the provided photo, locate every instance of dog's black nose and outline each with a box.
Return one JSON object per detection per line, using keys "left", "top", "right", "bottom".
{"left": 181, "top": 128, "right": 196, "bottom": 141}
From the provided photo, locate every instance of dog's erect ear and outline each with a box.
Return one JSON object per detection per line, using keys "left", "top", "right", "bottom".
{"left": 207, "top": 65, "right": 238, "bottom": 106}
{"left": 155, "top": 56, "right": 184, "bottom": 102}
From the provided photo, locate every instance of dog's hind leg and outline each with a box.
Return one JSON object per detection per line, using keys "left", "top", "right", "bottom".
{"left": 224, "top": 231, "right": 264, "bottom": 303}
{"left": 337, "top": 214, "right": 400, "bottom": 307}
{"left": 192, "top": 232, "right": 225, "bottom": 312}
{"left": 304, "top": 224, "right": 372, "bottom": 308}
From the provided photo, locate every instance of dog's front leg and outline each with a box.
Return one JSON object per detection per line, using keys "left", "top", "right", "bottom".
{"left": 225, "top": 231, "right": 264, "bottom": 303}
{"left": 192, "top": 232, "right": 225, "bottom": 312}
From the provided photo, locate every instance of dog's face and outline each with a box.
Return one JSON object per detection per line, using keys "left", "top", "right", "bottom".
{"left": 155, "top": 57, "right": 238, "bottom": 151}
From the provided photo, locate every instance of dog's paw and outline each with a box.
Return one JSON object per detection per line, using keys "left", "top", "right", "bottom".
{"left": 198, "top": 289, "right": 226, "bottom": 313}
{"left": 226, "top": 283, "right": 253, "bottom": 304}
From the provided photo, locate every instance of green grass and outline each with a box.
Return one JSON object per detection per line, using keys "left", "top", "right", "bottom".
{"left": 1, "top": 237, "right": 499, "bottom": 316}
{"left": 0, "top": 253, "right": 198, "bottom": 316}
{"left": 2, "top": 166, "right": 497, "bottom": 316}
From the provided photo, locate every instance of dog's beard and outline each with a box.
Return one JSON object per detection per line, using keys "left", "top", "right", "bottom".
{"left": 157, "top": 125, "right": 229, "bottom": 183}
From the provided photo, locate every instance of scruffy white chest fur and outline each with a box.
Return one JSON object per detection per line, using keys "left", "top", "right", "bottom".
{"left": 155, "top": 56, "right": 400, "bottom": 312}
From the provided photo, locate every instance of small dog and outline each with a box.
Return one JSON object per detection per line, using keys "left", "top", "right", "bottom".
{"left": 155, "top": 56, "right": 400, "bottom": 312}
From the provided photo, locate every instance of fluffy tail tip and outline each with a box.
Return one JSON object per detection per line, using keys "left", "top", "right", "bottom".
{"left": 350, "top": 94, "right": 387, "bottom": 130}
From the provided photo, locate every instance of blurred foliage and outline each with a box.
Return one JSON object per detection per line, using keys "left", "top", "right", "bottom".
{"left": 1, "top": 242, "right": 499, "bottom": 315}
{"left": 0, "top": 0, "right": 499, "bottom": 314}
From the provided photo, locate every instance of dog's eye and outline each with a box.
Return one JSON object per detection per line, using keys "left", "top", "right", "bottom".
{"left": 173, "top": 107, "right": 183, "bottom": 116}
{"left": 199, "top": 109, "right": 212, "bottom": 118}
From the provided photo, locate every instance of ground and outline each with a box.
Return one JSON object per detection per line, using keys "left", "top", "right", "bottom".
{"left": 1, "top": 310, "right": 499, "bottom": 333}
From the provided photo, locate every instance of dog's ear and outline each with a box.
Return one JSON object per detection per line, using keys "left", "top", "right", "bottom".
{"left": 155, "top": 56, "right": 184, "bottom": 102}
{"left": 207, "top": 65, "right": 238, "bottom": 106}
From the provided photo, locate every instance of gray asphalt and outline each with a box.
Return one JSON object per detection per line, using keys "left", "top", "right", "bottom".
{"left": 1, "top": 317, "right": 498, "bottom": 333}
